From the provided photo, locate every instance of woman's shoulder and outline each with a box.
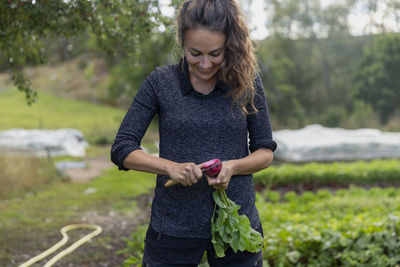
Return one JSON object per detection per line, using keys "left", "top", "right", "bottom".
{"left": 146, "top": 62, "right": 180, "bottom": 82}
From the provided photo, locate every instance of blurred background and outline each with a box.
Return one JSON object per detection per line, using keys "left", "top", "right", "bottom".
{"left": 1, "top": 0, "right": 400, "bottom": 266}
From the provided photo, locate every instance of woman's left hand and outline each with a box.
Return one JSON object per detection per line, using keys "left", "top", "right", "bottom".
{"left": 205, "top": 160, "right": 236, "bottom": 190}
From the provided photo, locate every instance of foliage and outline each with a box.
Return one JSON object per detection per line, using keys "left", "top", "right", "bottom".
{"left": 211, "top": 189, "right": 263, "bottom": 257}
{"left": 254, "top": 159, "right": 400, "bottom": 188}
{"left": 257, "top": 186, "right": 400, "bottom": 266}
{"left": 105, "top": 28, "right": 177, "bottom": 108}
{"left": 259, "top": 33, "right": 374, "bottom": 128}
{"left": 259, "top": 0, "right": 400, "bottom": 129}
{"left": 118, "top": 224, "right": 148, "bottom": 267}
{"left": 117, "top": 185, "right": 400, "bottom": 266}
{"left": 0, "top": 0, "right": 166, "bottom": 104}
{"left": 351, "top": 33, "right": 400, "bottom": 123}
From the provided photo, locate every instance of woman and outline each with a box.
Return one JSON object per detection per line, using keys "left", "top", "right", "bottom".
{"left": 111, "top": 0, "right": 277, "bottom": 266}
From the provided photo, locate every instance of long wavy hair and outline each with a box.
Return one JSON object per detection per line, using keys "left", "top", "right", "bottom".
{"left": 176, "top": 0, "right": 259, "bottom": 114}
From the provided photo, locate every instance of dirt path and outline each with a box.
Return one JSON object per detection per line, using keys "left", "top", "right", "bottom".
{"left": 51, "top": 193, "right": 154, "bottom": 266}
{"left": 11, "top": 193, "right": 153, "bottom": 267}
{"left": 22, "top": 156, "right": 152, "bottom": 266}
{"left": 7, "top": 152, "right": 155, "bottom": 266}
{"left": 63, "top": 156, "right": 114, "bottom": 182}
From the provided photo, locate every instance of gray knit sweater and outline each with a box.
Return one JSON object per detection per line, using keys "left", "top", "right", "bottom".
{"left": 111, "top": 58, "right": 277, "bottom": 239}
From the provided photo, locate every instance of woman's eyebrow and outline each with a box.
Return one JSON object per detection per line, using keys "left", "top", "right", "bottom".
{"left": 189, "top": 47, "right": 224, "bottom": 53}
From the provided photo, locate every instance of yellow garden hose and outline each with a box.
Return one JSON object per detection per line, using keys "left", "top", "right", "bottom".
{"left": 19, "top": 224, "right": 102, "bottom": 267}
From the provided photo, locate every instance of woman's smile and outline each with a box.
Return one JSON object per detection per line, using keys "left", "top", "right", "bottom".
{"left": 197, "top": 66, "right": 215, "bottom": 74}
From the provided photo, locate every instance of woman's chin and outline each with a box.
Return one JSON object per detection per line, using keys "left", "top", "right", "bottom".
{"left": 196, "top": 70, "right": 217, "bottom": 81}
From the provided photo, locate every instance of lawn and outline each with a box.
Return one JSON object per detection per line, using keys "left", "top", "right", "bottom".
{"left": 0, "top": 88, "right": 159, "bottom": 145}
{"left": 0, "top": 88, "right": 124, "bottom": 145}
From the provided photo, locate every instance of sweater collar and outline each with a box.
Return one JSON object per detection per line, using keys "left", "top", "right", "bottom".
{"left": 177, "top": 57, "right": 227, "bottom": 97}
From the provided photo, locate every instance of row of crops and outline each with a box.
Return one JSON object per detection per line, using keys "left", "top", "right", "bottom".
{"left": 122, "top": 159, "right": 400, "bottom": 266}
{"left": 258, "top": 187, "right": 400, "bottom": 266}
{"left": 254, "top": 159, "right": 400, "bottom": 266}
{"left": 254, "top": 159, "right": 400, "bottom": 188}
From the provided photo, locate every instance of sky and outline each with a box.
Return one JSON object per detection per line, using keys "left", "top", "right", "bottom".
{"left": 248, "top": 0, "right": 399, "bottom": 39}
{"left": 160, "top": 0, "right": 399, "bottom": 40}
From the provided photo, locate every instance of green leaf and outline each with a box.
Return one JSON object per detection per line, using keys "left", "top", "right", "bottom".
{"left": 213, "top": 190, "right": 227, "bottom": 208}
{"left": 210, "top": 189, "right": 265, "bottom": 257}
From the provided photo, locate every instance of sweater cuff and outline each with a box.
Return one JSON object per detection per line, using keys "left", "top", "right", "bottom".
{"left": 111, "top": 145, "right": 142, "bottom": 171}
{"left": 249, "top": 140, "right": 277, "bottom": 153}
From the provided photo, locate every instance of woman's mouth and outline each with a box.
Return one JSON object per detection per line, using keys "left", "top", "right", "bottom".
{"left": 198, "top": 67, "right": 213, "bottom": 74}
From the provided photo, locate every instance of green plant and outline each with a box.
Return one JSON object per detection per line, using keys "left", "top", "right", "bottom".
{"left": 257, "top": 187, "right": 400, "bottom": 265}
{"left": 118, "top": 224, "right": 148, "bottom": 267}
{"left": 211, "top": 189, "right": 263, "bottom": 257}
{"left": 254, "top": 159, "right": 400, "bottom": 188}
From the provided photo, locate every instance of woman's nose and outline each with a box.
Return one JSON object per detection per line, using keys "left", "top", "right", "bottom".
{"left": 199, "top": 56, "right": 212, "bottom": 69}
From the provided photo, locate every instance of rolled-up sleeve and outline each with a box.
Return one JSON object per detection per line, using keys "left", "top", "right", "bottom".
{"left": 247, "top": 75, "right": 277, "bottom": 153}
{"left": 110, "top": 75, "right": 159, "bottom": 171}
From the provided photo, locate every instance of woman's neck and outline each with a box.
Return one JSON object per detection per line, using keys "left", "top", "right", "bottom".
{"left": 189, "top": 74, "right": 217, "bottom": 95}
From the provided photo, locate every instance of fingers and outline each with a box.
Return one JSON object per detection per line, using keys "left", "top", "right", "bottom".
{"left": 194, "top": 165, "right": 203, "bottom": 178}
{"left": 206, "top": 174, "right": 229, "bottom": 190}
{"left": 206, "top": 164, "right": 232, "bottom": 190}
{"left": 181, "top": 163, "right": 203, "bottom": 186}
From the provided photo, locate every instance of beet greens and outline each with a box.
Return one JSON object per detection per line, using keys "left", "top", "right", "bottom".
{"left": 211, "top": 189, "right": 263, "bottom": 257}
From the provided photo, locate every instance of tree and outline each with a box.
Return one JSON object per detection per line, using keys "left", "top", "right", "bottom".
{"left": 0, "top": 0, "right": 167, "bottom": 104}
{"left": 259, "top": 0, "right": 358, "bottom": 127}
{"left": 351, "top": 33, "right": 400, "bottom": 124}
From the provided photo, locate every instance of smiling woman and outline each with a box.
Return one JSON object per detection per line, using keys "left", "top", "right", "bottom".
{"left": 176, "top": 0, "right": 260, "bottom": 114}
{"left": 110, "top": 0, "right": 277, "bottom": 266}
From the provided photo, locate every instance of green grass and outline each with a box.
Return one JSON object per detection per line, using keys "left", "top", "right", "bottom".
{"left": 0, "top": 87, "right": 160, "bottom": 146}
{"left": 0, "top": 88, "right": 125, "bottom": 144}
{"left": 0, "top": 167, "right": 156, "bottom": 231}
{"left": 0, "top": 167, "right": 156, "bottom": 265}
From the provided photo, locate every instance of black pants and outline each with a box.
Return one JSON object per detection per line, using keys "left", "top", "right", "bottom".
{"left": 142, "top": 226, "right": 263, "bottom": 267}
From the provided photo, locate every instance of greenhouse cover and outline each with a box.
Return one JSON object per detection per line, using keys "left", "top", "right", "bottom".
{"left": 273, "top": 124, "right": 400, "bottom": 162}
{"left": 0, "top": 129, "right": 88, "bottom": 157}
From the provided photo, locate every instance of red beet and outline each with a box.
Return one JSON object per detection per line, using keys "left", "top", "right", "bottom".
{"left": 202, "top": 159, "right": 222, "bottom": 177}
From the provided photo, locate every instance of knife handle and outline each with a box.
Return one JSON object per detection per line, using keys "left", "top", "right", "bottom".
{"left": 165, "top": 179, "right": 178, "bottom": 187}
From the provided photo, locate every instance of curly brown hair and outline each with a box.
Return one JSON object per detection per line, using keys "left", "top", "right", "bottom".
{"left": 176, "top": 0, "right": 259, "bottom": 114}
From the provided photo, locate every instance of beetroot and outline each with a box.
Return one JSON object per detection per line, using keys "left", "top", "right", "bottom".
{"left": 202, "top": 159, "right": 222, "bottom": 177}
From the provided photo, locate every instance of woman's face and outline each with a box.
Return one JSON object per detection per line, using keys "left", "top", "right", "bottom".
{"left": 183, "top": 28, "right": 226, "bottom": 82}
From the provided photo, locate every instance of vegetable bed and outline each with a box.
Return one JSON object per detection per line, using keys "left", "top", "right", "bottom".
{"left": 254, "top": 159, "right": 400, "bottom": 189}
{"left": 257, "top": 186, "right": 400, "bottom": 266}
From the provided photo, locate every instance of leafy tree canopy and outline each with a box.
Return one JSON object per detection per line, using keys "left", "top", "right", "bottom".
{"left": 352, "top": 33, "right": 400, "bottom": 124}
{"left": 0, "top": 0, "right": 169, "bottom": 104}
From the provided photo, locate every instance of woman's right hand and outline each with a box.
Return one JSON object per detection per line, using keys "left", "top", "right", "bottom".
{"left": 166, "top": 162, "right": 203, "bottom": 186}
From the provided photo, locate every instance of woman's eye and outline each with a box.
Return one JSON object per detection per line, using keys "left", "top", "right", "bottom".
{"left": 191, "top": 53, "right": 200, "bottom": 57}
{"left": 211, "top": 53, "right": 221, "bottom": 57}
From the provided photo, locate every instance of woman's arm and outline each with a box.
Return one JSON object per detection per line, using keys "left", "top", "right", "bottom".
{"left": 207, "top": 148, "right": 273, "bottom": 189}
{"left": 229, "top": 148, "right": 273, "bottom": 175}
{"left": 122, "top": 149, "right": 203, "bottom": 186}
